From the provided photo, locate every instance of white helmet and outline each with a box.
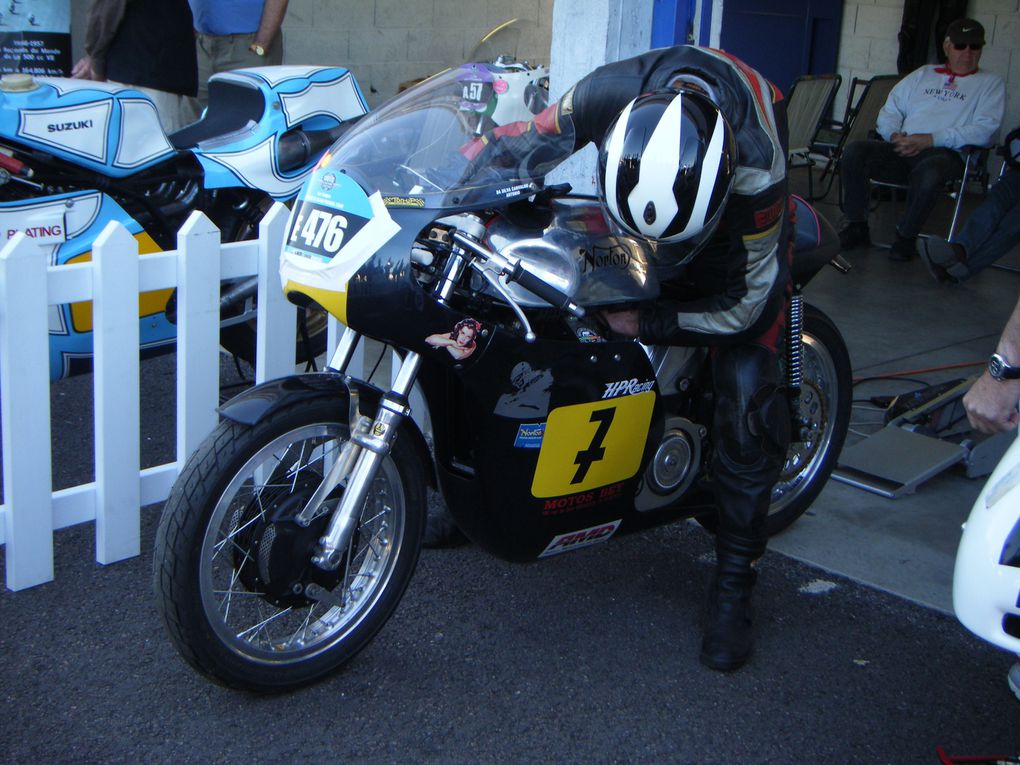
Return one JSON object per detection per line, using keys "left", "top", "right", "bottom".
{"left": 597, "top": 89, "right": 735, "bottom": 258}
{"left": 953, "top": 434, "right": 1020, "bottom": 653}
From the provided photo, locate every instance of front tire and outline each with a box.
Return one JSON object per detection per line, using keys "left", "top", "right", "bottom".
{"left": 153, "top": 397, "right": 425, "bottom": 692}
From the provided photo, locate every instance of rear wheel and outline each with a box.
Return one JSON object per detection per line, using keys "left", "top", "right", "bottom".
{"left": 153, "top": 397, "right": 426, "bottom": 692}
{"left": 765, "top": 304, "right": 851, "bottom": 533}
{"left": 697, "top": 304, "right": 851, "bottom": 536}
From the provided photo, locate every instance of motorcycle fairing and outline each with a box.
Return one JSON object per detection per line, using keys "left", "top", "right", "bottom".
{"left": 418, "top": 333, "right": 672, "bottom": 562}
{"left": 6, "top": 78, "right": 173, "bottom": 176}
{"left": 0, "top": 190, "right": 177, "bottom": 379}
{"left": 191, "top": 67, "right": 369, "bottom": 199}
{"left": 281, "top": 166, "right": 401, "bottom": 326}
{"left": 317, "top": 66, "right": 575, "bottom": 212}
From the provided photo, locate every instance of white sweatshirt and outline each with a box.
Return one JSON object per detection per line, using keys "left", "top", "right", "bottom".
{"left": 876, "top": 65, "right": 1005, "bottom": 150}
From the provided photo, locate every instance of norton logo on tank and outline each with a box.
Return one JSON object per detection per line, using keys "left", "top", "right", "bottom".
{"left": 579, "top": 243, "right": 631, "bottom": 273}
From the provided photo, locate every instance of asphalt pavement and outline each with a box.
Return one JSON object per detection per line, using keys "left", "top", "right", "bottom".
{"left": 1, "top": 355, "right": 1019, "bottom": 764}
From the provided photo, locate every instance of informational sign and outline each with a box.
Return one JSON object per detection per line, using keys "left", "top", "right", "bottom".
{"left": 0, "top": 0, "right": 70, "bottom": 76}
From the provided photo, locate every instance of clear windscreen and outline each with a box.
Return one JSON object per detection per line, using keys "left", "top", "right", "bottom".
{"left": 318, "top": 65, "right": 574, "bottom": 210}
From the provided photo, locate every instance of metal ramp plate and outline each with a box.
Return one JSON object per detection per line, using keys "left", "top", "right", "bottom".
{"left": 831, "top": 425, "right": 967, "bottom": 498}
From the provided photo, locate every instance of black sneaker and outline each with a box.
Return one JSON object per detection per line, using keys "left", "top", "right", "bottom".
{"left": 838, "top": 221, "right": 871, "bottom": 250}
{"left": 888, "top": 234, "right": 917, "bottom": 262}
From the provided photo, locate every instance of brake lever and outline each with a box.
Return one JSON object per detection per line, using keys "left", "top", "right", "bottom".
{"left": 471, "top": 261, "right": 537, "bottom": 342}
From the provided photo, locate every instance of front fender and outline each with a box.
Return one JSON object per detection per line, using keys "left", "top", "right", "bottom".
{"left": 218, "top": 373, "right": 435, "bottom": 487}
{"left": 218, "top": 372, "right": 383, "bottom": 426}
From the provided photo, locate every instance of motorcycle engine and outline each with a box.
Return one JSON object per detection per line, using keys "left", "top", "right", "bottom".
{"left": 635, "top": 416, "right": 705, "bottom": 512}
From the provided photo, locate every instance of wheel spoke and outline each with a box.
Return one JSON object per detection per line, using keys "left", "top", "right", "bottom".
{"left": 236, "top": 606, "right": 294, "bottom": 642}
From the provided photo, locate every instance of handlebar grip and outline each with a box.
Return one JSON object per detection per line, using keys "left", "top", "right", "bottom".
{"left": 511, "top": 263, "right": 585, "bottom": 318}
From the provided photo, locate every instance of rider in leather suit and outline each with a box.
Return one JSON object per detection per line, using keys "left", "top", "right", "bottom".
{"left": 467, "top": 45, "right": 793, "bottom": 671}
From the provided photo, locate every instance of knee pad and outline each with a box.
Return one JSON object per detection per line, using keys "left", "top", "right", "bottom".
{"left": 713, "top": 346, "right": 788, "bottom": 467}
{"left": 747, "top": 385, "right": 792, "bottom": 461}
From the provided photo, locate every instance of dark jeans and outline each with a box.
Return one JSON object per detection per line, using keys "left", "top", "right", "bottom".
{"left": 841, "top": 139, "right": 965, "bottom": 238}
{"left": 957, "top": 168, "right": 1020, "bottom": 276}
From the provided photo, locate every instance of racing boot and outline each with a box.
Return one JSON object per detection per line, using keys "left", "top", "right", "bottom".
{"left": 700, "top": 532, "right": 766, "bottom": 672}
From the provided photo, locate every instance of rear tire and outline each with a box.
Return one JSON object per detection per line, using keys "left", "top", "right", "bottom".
{"left": 153, "top": 397, "right": 425, "bottom": 692}
{"left": 697, "top": 304, "right": 851, "bottom": 536}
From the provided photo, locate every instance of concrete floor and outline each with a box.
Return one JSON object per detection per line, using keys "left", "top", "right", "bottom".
{"left": 773, "top": 166, "right": 1020, "bottom": 613}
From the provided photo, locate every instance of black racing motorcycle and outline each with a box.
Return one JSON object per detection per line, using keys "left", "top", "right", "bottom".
{"left": 153, "top": 65, "right": 852, "bottom": 692}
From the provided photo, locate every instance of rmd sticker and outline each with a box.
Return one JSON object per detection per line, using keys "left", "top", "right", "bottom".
{"left": 539, "top": 520, "right": 621, "bottom": 558}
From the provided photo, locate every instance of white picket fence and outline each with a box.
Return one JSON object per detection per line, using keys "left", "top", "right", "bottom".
{"left": 0, "top": 202, "right": 303, "bottom": 591}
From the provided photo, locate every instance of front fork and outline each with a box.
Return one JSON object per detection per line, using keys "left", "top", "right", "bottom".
{"left": 306, "top": 246, "right": 469, "bottom": 571}
{"left": 307, "top": 339, "right": 422, "bottom": 570}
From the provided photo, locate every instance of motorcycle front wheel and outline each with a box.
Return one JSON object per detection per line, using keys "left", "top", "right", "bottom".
{"left": 697, "top": 303, "right": 852, "bottom": 536}
{"left": 153, "top": 397, "right": 426, "bottom": 692}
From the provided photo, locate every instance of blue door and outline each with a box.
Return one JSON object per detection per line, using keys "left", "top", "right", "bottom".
{"left": 719, "top": 0, "right": 844, "bottom": 93}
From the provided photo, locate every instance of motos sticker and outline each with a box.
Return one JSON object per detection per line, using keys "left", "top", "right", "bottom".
{"left": 531, "top": 390, "right": 654, "bottom": 498}
{"left": 286, "top": 200, "right": 369, "bottom": 262}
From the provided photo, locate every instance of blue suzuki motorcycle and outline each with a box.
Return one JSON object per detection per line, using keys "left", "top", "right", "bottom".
{"left": 0, "top": 65, "right": 369, "bottom": 379}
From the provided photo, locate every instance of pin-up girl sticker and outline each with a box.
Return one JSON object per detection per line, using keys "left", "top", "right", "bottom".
{"left": 426, "top": 318, "right": 482, "bottom": 360}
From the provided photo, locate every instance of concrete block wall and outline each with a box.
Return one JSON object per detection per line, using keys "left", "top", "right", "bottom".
{"left": 282, "top": 0, "right": 554, "bottom": 108}
{"left": 837, "top": 1, "right": 1020, "bottom": 140}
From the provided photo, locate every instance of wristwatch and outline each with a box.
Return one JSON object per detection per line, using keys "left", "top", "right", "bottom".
{"left": 988, "top": 353, "right": 1020, "bottom": 381}
{"left": 249, "top": 43, "right": 266, "bottom": 57}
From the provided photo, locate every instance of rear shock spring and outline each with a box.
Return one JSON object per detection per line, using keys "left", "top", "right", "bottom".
{"left": 786, "top": 293, "right": 803, "bottom": 390}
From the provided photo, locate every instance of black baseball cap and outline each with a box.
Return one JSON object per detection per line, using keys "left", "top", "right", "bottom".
{"left": 946, "top": 18, "right": 986, "bottom": 46}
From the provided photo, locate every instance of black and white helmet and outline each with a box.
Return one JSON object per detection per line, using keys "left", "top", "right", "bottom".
{"left": 598, "top": 89, "right": 735, "bottom": 256}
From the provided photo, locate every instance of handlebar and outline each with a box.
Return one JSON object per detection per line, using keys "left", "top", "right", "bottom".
{"left": 509, "top": 261, "right": 585, "bottom": 317}
{"left": 450, "top": 229, "right": 585, "bottom": 319}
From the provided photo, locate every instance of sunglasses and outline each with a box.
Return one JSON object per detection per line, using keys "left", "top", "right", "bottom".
{"left": 952, "top": 42, "right": 983, "bottom": 50}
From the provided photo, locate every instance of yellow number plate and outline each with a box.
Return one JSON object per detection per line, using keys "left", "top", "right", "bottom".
{"left": 531, "top": 390, "right": 655, "bottom": 498}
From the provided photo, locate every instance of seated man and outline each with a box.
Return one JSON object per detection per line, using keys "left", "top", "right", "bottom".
{"left": 838, "top": 18, "right": 1004, "bottom": 261}
{"left": 918, "top": 133, "right": 1020, "bottom": 282}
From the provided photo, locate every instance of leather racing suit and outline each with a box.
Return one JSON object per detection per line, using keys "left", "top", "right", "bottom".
{"left": 470, "top": 46, "right": 794, "bottom": 668}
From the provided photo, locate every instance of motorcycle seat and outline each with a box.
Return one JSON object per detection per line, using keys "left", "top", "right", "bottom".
{"left": 168, "top": 77, "right": 267, "bottom": 150}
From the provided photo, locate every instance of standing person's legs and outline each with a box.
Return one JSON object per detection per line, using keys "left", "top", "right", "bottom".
{"left": 701, "top": 341, "right": 788, "bottom": 671}
{"left": 218, "top": 32, "right": 284, "bottom": 72}
{"left": 193, "top": 32, "right": 218, "bottom": 111}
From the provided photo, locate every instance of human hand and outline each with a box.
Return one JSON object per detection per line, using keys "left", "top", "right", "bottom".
{"left": 71, "top": 56, "right": 95, "bottom": 79}
{"left": 963, "top": 372, "right": 1020, "bottom": 433}
{"left": 600, "top": 308, "right": 640, "bottom": 338}
{"left": 891, "top": 133, "right": 933, "bottom": 157}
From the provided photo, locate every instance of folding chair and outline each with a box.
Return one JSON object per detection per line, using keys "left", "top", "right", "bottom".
{"left": 784, "top": 73, "right": 842, "bottom": 200}
{"left": 809, "top": 74, "right": 902, "bottom": 202}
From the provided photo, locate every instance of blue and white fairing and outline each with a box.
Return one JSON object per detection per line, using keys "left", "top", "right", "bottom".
{"left": 192, "top": 66, "right": 369, "bottom": 199}
{"left": 1, "top": 78, "right": 174, "bottom": 177}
